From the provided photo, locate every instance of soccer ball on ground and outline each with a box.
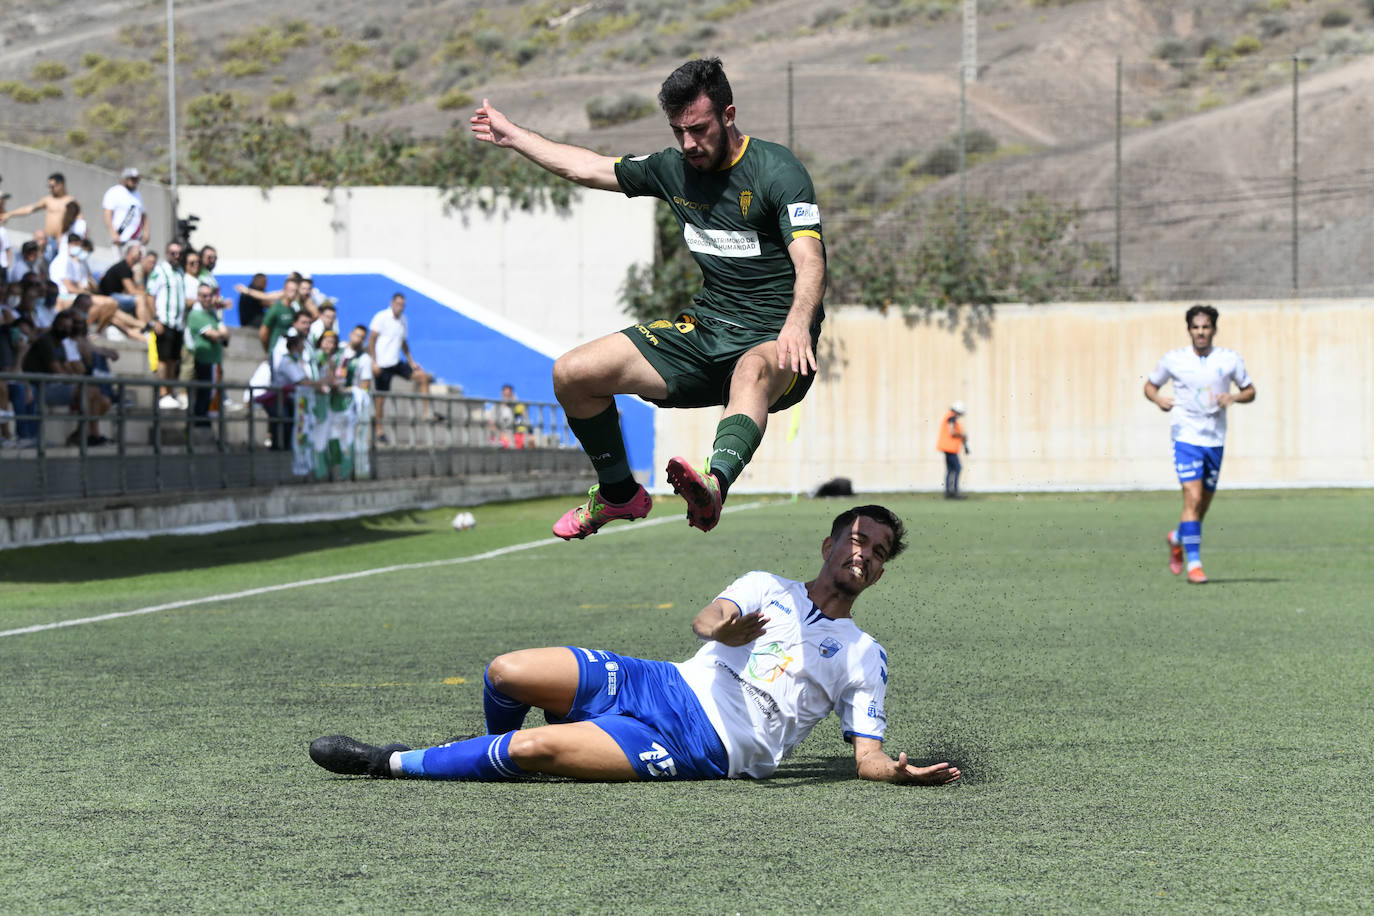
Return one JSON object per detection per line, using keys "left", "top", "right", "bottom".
{"left": 451, "top": 511, "right": 476, "bottom": 531}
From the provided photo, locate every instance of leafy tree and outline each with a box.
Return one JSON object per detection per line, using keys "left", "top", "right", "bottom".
{"left": 618, "top": 202, "right": 699, "bottom": 323}
{"left": 183, "top": 91, "right": 572, "bottom": 211}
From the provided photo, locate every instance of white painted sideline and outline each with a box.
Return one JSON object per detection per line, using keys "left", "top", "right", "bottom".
{"left": 0, "top": 502, "right": 766, "bottom": 640}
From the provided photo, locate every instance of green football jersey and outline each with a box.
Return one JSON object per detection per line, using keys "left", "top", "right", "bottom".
{"left": 614, "top": 136, "right": 824, "bottom": 330}
{"left": 185, "top": 306, "right": 224, "bottom": 364}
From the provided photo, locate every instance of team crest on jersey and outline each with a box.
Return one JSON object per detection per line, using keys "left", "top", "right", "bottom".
{"left": 747, "top": 642, "right": 793, "bottom": 683}
{"left": 739, "top": 189, "right": 753, "bottom": 218}
{"left": 819, "top": 637, "right": 841, "bottom": 658}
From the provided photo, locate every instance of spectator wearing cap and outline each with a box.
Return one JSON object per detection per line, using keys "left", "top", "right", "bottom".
{"left": 935, "top": 400, "right": 970, "bottom": 499}
{"left": 103, "top": 167, "right": 149, "bottom": 260}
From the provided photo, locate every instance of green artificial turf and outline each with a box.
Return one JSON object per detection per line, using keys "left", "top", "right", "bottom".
{"left": 2, "top": 491, "right": 1370, "bottom": 913}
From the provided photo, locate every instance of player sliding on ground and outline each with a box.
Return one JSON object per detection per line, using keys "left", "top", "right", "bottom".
{"left": 1143, "top": 304, "right": 1256, "bottom": 585}
{"left": 470, "top": 57, "right": 826, "bottom": 538}
{"left": 310, "top": 506, "right": 961, "bottom": 787}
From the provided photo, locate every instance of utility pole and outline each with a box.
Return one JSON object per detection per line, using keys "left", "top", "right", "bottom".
{"left": 166, "top": 0, "right": 179, "bottom": 232}
{"left": 962, "top": 0, "right": 977, "bottom": 85}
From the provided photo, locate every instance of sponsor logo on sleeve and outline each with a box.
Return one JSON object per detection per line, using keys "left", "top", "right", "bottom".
{"left": 788, "top": 202, "right": 821, "bottom": 226}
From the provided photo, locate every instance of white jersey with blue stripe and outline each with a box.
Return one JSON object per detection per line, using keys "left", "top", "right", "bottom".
{"left": 675, "top": 571, "right": 889, "bottom": 779}
{"left": 1148, "top": 346, "right": 1252, "bottom": 448}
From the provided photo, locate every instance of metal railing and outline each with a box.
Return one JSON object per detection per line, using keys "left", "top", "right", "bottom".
{"left": 0, "top": 371, "right": 575, "bottom": 503}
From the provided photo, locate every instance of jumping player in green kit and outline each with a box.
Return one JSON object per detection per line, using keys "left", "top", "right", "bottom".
{"left": 471, "top": 58, "right": 826, "bottom": 539}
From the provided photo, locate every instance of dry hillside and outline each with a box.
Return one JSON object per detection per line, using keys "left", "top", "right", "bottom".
{"left": 3, "top": 0, "right": 1373, "bottom": 297}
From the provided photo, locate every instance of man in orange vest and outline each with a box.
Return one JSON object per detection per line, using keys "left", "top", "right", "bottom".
{"left": 936, "top": 401, "right": 969, "bottom": 499}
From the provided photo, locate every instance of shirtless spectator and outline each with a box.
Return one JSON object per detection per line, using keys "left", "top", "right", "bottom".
{"left": 1, "top": 173, "right": 77, "bottom": 260}
{"left": 98, "top": 241, "right": 154, "bottom": 327}
{"left": 102, "top": 167, "right": 149, "bottom": 259}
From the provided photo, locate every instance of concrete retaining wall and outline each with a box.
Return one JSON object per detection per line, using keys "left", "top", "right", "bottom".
{"left": 655, "top": 300, "right": 1374, "bottom": 494}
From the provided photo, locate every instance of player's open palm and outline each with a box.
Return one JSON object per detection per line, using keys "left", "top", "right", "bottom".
{"left": 713, "top": 613, "right": 769, "bottom": 646}
{"left": 892, "top": 753, "right": 961, "bottom": 785}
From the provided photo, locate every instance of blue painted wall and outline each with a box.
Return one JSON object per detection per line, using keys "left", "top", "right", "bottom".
{"left": 218, "top": 271, "right": 656, "bottom": 481}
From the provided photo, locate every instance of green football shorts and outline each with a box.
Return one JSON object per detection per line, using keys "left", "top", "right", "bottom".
{"left": 620, "top": 309, "right": 819, "bottom": 412}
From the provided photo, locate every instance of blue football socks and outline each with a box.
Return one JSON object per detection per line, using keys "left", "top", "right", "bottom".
{"left": 483, "top": 670, "right": 530, "bottom": 734}
{"left": 1179, "top": 520, "right": 1202, "bottom": 570}
{"left": 397, "top": 732, "right": 525, "bottom": 780}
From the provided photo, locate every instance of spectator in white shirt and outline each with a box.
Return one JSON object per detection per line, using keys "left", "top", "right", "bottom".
{"left": 367, "top": 292, "right": 436, "bottom": 431}
{"left": 102, "top": 167, "right": 149, "bottom": 259}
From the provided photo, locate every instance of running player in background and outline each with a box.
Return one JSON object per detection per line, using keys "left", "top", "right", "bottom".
{"left": 309, "top": 506, "right": 960, "bottom": 787}
{"left": 1143, "top": 304, "right": 1255, "bottom": 584}
{"left": 470, "top": 57, "right": 826, "bottom": 539}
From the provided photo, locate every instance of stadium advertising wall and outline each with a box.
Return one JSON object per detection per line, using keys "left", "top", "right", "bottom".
{"left": 657, "top": 301, "right": 1373, "bottom": 494}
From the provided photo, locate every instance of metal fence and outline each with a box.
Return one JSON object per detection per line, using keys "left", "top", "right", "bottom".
{"left": 0, "top": 372, "right": 576, "bottom": 504}
{"left": 593, "top": 51, "right": 1373, "bottom": 301}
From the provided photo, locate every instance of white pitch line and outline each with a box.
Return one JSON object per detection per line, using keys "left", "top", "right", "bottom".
{"left": 0, "top": 501, "right": 768, "bottom": 639}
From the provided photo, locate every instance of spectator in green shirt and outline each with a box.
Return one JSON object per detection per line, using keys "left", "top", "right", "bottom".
{"left": 186, "top": 282, "right": 230, "bottom": 426}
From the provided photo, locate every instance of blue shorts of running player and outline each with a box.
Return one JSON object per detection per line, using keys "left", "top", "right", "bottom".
{"left": 556, "top": 647, "right": 729, "bottom": 781}
{"left": 1173, "top": 440, "right": 1224, "bottom": 492}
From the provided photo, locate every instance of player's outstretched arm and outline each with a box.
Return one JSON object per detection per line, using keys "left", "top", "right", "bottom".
{"left": 853, "top": 736, "right": 961, "bottom": 785}
{"left": 691, "top": 598, "right": 768, "bottom": 646}
{"left": 470, "top": 99, "right": 621, "bottom": 192}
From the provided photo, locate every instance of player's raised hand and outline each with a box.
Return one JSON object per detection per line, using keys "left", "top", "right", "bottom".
{"left": 775, "top": 318, "right": 817, "bottom": 376}
{"left": 712, "top": 612, "right": 769, "bottom": 646}
{"left": 471, "top": 99, "right": 519, "bottom": 147}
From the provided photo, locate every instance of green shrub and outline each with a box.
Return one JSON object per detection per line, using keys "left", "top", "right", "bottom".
{"left": 39, "top": 84, "right": 63, "bottom": 99}
{"left": 918, "top": 144, "right": 960, "bottom": 176}
{"left": 0, "top": 81, "right": 42, "bottom": 104}
{"left": 32, "top": 61, "right": 69, "bottom": 81}
{"left": 67, "top": 129, "right": 90, "bottom": 147}
{"left": 965, "top": 128, "right": 998, "bottom": 155}
{"left": 362, "top": 71, "right": 407, "bottom": 104}
{"left": 586, "top": 92, "right": 656, "bottom": 128}
{"left": 1232, "top": 34, "right": 1262, "bottom": 55}
{"left": 223, "top": 59, "right": 267, "bottom": 78}
{"left": 474, "top": 29, "right": 506, "bottom": 54}
{"left": 331, "top": 41, "right": 371, "bottom": 69}
{"left": 72, "top": 57, "right": 155, "bottom": 97}
{"left": 813, "top": 6, "right": 846, "bottom": 27}
{"left": 81, "top": 52, "right": 105, "bottom": 69}
{"left": 267, "top": 89, "right": 297, "bottom": 110}
{"left": 1320, "top": 8, "right": 1352, "bottom": 27}
{"left": 1258, "top": 16, "right": 1287, "bottom": 38}
{"left": 512, "top": 40, "right": 540, "bottom": 65}
{"left": 1154, "top": 38, "right": 1190, "bottom": 66}
{"left": 436, "top": 88, "right": 475, "bottom": 111}
{"left": 391, "top": 42, "right": 420, "bottom": 70}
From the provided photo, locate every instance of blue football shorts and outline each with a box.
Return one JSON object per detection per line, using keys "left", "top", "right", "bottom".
{"left": 559, "top": 647, "right": 729, "bottom": 781}
{"left": 1173, "top": 441, "right": 1224, "bottom": 491}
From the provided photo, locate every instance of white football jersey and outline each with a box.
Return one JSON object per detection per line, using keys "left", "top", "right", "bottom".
{"left": 1148, "top": 346, "right": 1252, "bottom": 447}
{"left": 675, "top": 571, "right": 889, "bottom": 779}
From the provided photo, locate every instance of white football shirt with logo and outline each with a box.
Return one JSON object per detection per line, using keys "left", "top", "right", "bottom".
{"left": 675, "top": 571, "right": 889, "bottom": 779}
{"left": 1148, "top": 347, "right": 1253, "bottom": 447}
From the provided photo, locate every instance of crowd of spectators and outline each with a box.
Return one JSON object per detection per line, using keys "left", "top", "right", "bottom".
{"left": 1, "top": 166, "right": 537, "bottom": 454}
